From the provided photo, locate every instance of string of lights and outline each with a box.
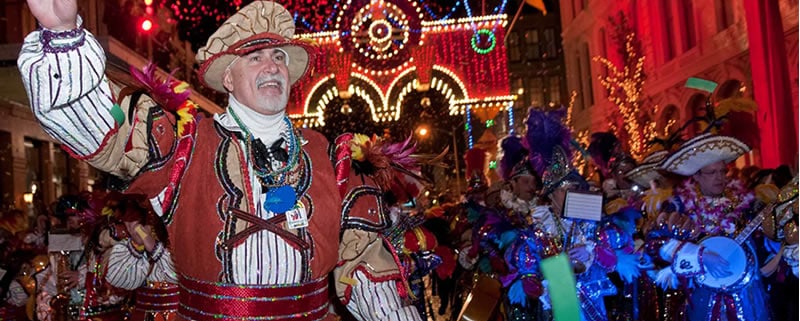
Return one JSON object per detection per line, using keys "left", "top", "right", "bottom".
{"left": 592, "top": 13, "right": 652, "bottom": 161}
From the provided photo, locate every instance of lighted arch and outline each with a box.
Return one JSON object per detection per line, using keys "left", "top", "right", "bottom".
{"left": 304, "top": 75, "right": 335, "bottom": 114}
{"left": 384, "top": 65, "right": 469, "bottom": 121}
{"left": 432, "top": 65, "right": 469, "bottom": 100}
{"left": 349, "top": 72, "right": 388, "bottom": 122}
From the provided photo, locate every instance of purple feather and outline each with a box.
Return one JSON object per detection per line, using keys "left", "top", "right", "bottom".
{"left": 587, "top": 132, "right": 619, "bottom": 177}
{"left": 525, "top": 107, "right": 571, "bottom": 174}
{"left": 129, "top": 63, "right": 190, "bottom": 112}
{"left": 499, "top": 135, "right": 528, "bottom": 181}
{"left": 382, "top": 134, "right": 419, "bottom": 170}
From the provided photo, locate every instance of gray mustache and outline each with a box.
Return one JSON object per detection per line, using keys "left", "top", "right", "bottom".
{"left": 255, "top": 75, "right": 286, "bottom": 90}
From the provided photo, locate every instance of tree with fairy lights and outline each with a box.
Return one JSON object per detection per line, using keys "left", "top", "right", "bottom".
{"left": 592, "top": 11, "right": 652, "bottom": 161}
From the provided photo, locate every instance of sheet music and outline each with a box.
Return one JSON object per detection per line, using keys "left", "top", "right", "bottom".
{"left": 48, "top": 233, "right": 84, "bottom": 252}
{"left": 563, "top": 191, "right": 603, "bottom": 221}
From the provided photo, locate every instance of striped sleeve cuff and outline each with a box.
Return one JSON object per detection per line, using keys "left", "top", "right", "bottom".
{"left": 345, "top": 270, "right": 422, "bottom": 321}
{"left": 147, "top": 242, "right": 179, "bottom": 283}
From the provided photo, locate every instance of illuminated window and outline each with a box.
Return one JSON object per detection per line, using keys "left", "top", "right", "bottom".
{"left": 549, "top": 76, "right": 562, "bottom": 105}
{"left": 543, "top": 28, "right": 557, "bottom": 59}
{"left": 508, "top": 32, "right": 521, "bottom": 62}
{"left": 525, "top": 29, "right": 541, "bottom": 60}
{"left": 531, "top": 77, "right": 544, "bottom": 107}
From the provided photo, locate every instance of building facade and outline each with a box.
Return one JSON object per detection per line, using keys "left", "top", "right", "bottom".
{"left": 506, "top": 0, "right": 568, "bottom": 133}
{"left": 559, "top": 0, "right": 798, "bottom": 167}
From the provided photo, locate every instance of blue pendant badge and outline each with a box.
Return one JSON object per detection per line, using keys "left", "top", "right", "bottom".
{"left": 263, "top": 185, "right": 297, "bottom": 213}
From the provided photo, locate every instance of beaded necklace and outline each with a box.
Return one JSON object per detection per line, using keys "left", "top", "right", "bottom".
{"left": 677, "top": 179, "right": 754, "bottom": 236}
{"left": 228, "top": 108, "right": 304, "bottom": 213}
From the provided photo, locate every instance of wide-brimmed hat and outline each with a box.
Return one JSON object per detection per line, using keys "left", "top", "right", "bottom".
{"left": 196, "top": 1, "right": 316, "bottom": 93}
{"left": 659, "top": 133, "right": 750, "bottom": 176}
{"left": 625, "top": 150, "right": 668, "bottom": 188}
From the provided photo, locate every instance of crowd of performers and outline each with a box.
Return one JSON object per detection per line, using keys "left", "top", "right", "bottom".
{"left": 5, "top": 0, "right": 796, "bottom": 320}
{"left": 0, "top": 190, "right": 179, "bottom": 321}
{"left": 393, "top": 106, "right": 798, "bottom": 321}
{"left": 0, "top": 109, "right": 798, "bottom": 321}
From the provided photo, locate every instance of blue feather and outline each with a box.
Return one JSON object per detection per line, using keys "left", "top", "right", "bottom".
{"left": 615, "top": 250, "right": 641, "bottom": 283}
{"left": 499, "top": 230, "right": 519, "bottom": 249}
{"left": 507, "top": 279, "right": 529, "bottom": 307}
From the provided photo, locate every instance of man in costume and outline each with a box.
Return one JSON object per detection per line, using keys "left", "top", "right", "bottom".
{"left": 36, "top": 194, "right": 130, "bottom": 321}
{"left": 19, "top": 1, "right": 422, "bottom": 320}
{"left": 100, "top": 193, "right": 179, "bottom": 321}
{"left": 647, "top": 133, "right": 770, "bottom": 321}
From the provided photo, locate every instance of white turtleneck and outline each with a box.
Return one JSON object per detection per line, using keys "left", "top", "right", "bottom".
{"left": 218, "top": 94, "right": 287, "bottom": 145}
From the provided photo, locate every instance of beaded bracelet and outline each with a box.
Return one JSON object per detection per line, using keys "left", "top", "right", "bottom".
{"left": 40, "top": 27, "right": 85, "bottom": 53}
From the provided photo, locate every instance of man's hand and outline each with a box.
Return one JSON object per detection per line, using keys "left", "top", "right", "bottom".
{"left": 58, "top": 270, "right": 80, "bottom": 289}
{"left": 124, "top": 221, "right": 156, "bottom": 253}
{"left": 703, "top": 250, "right": 732, "bottom": 278}
{"left": 26, "top": 0, "right": 78, "bottom": 31}
{"left": 568, "top": 244, "right": 591, "bottom": 262}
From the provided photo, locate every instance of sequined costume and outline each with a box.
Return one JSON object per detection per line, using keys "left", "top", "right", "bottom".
{"left": 646, "top": 180, "right": 770, "bottom": 321}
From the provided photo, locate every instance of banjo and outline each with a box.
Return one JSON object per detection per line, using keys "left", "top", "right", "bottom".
{"left": 695, "top": 203, "right": 774, "bottom": 290}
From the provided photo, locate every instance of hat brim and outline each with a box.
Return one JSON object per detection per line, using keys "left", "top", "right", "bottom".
{"left": 659, "top": 133, "right": 750, "bottom": 176}
{"left": 625, "top": 151, "right": 668, "bottom": 187}
{"left": 198, "top": 33, "right": 316, "bottom": 93}
{"left": 625, "top": 162, "right": 664, "bottom": 188}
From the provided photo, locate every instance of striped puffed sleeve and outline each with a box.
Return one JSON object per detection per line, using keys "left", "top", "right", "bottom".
{"left": 105, "top": 239, "right": 178, "bottom": 290}
{"left": 17, "top": 18, "right": 117, "bottom": 157}
{"left": 104, "top": 239, "right": 150, "bottom": 290}
{"left": 345, "top": 270, "right": 423, "bottom": 321}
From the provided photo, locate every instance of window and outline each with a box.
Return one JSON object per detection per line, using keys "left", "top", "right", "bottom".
{"left": 715, "top": 0, "right": 734, "bottom": 31}
{"left": 524, "top": 29, "right": 541, "bottom": 60}
{"left": 508, "top": 32, "right": 521, "bottom": 62}
{"left": 549, "top": 76, "right": 562, "bottom": 105}
{"left": 662, "top": 0, "right": 676, "bottom": 61}
{"left": 24, "top": 138, "right": 43, "bottom": 202}
{"left": 530, "top": 77, "right": 544, "bottom": 107}
{"left": 543, "top": 28, "right": 558, "bottom": 59}
{"left": 660, "top": 105, "right": 680, "bottom": 136}
{"left": 53, "top": 146, "right": 70, "bottom": 198}
{"left": 512, "top": 77, "right": 526, "bottom": 106}
{"left": 580, "top": 43, "right": 594, "bottom": 108}
{"left": 679, "top": 0, "right": 696, "bottom": 51}
{"left": 686, "top": 94, "right": 708, "bottom": 134}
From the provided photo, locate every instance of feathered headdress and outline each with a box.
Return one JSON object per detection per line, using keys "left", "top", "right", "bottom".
{"left": 498, "top": 135, "right": 530, "bottom": 181}
{"left": 464, "top": 148, "right": 488, "bottom": 193}
{"left": 525, "top": 107, "right": 571, "bottom": 176}
{"left": 524, "top": 107, "right": 587, "bottom": 194}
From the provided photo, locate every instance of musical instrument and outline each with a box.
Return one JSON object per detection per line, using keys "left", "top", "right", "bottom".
{"left": 457, "top": 274, "right": 501, "bottom": 321}
{"left": 695, "top": 204, "right": 774, "bottom": 290}
{"left": 50, "top": 251, "right": 72, "bottom": 321}
{"left": 47, "top": 233, "right": 84, "bottom": 321}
